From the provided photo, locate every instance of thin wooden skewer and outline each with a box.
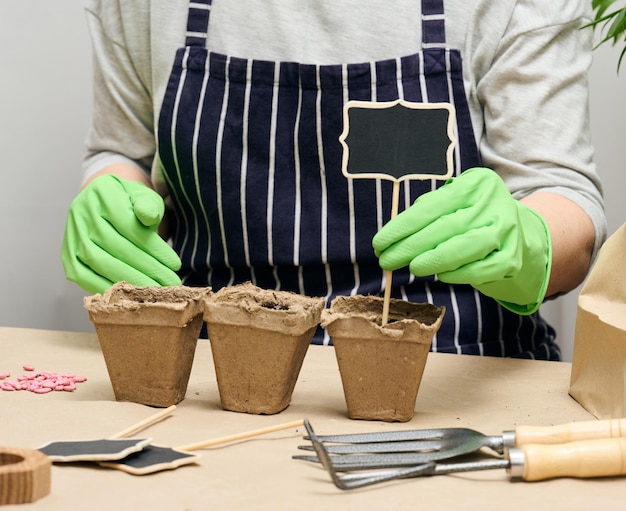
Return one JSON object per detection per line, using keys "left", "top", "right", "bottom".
{"left": 109, "top": 405, "right": 177, "bottom": 439}
{"left": 381, "top": 180, "right": 401, "bottom": 326}
{"left": 178, "top": 419, "right": 305, "bottom": 451}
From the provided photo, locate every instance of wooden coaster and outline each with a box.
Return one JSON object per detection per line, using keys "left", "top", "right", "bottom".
{"left": 0, "top": 447, "right": 51, "bottom": 505}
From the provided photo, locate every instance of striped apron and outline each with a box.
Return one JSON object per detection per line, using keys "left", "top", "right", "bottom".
{"left": 156, "top": 0, "right": 560, "bottom": 360}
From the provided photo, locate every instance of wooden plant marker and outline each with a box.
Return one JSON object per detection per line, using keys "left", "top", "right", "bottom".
{"left": 99, "top": 419, "right": 305, "bottom": 475}
{"left": 37, "top": 405, "right": 176, "bottom": 462}
{"left": 339, "top": 99, "right": 457, "bottom": 325}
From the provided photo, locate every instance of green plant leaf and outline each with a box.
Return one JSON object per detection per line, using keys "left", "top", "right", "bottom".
{"left": 589, "top": 1, "right": 626, "bottom": 72}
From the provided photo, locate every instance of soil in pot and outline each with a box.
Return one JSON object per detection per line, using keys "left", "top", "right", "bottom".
{"left": 203, "top": 282, "right": 325, "bottom": 414}
{"left": 84, "top": 282, "right": 210, "bottom": 407}
{"left": 321, "top": 295, "right": 445, "bottom": 422}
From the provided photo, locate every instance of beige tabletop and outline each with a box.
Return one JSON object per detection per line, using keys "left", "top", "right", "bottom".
{"left": 0, "top": 326, "right": 624, "bottom": 510}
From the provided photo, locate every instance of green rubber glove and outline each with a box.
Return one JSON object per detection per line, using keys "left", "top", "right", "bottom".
{"left": 372, "top": 167, "right": 552, "bottom": 315}
{"left": 62, "top": 174, "right": 182, "bottom": 295}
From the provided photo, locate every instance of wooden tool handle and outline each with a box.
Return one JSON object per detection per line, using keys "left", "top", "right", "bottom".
{"left": 514, "top": 418, "right": 626, "bottom": 446}
{"left": 517, "top": 438, "right": 626, "bottom": 481}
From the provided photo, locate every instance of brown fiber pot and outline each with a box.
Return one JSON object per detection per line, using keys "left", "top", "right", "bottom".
{"left": 84, "top": 282, "right": 210, "bottom": 407}
{"left": 203, "top": 282, "right": 325, "bottom": 415}
{"left": 321, "top": 295, "right": 445, "bottom": 422}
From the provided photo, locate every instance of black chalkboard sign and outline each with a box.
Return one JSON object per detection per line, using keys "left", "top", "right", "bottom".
{"left": 38, "top": 438, "right": 151, "bottom": 462}
{"left": 339, "top": 99, "right": 456, "bottom": 182}
{"left": 99, "top": 444, "right": 199, "bottom": 475}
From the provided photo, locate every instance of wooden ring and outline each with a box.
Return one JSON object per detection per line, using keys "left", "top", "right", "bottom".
{"left": 0, "top": 447, "right": 51, "bottom": 505}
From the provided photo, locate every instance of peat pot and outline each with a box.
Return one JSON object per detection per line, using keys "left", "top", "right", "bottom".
{"left": 322, "top": 295, "right": 445, "bottom": 422}
{"left": 203, "top": 282, "right": 325, "bottom": 414}
{"left": 85, "top": 282, "right": 210, "bottom": 407}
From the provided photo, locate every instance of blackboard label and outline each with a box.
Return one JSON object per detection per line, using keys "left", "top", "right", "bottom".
{"left": 339, "top": 99, "right": 457, "bottom": 182}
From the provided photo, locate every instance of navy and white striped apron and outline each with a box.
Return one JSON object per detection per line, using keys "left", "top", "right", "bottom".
{"left": 156, "top": 0, "right": 560, "bottom": 360}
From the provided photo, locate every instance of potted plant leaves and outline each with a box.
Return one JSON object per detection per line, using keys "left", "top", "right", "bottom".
{"left": 589, "top": 0, "right": 626, "bottom": 71}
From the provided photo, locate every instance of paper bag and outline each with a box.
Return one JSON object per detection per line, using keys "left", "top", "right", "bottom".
{"left": 569, "top": 223, "right": 626, "bottom": 418}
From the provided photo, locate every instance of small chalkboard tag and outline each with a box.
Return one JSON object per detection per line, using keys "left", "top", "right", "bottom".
{"left": 339, "top": 99, "right": 457, "bottom": 325}
{"left": 98, "top": 419, "right": 304, "bottom": 476}
{"left": 99, "top": 445, "right": 199, "bottom": 475}
{"left": 339, "top": 99, "right": 456, "bottom": 182}
{"left": 38, "top": 438, "right": 152, "bottom": 462}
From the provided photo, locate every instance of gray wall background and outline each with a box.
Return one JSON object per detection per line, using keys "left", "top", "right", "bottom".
{"left": 1, "top": 2, "right": 624, "bottom": 361}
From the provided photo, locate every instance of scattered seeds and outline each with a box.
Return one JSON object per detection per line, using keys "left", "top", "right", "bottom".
{"left": 0, "top": 366, "right": 87, "bottom": 394}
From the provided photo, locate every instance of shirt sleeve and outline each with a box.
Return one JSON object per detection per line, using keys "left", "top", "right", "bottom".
{"left": 469, "top": 0, "right": 607, "bottom": 256}
{"left": 81, "top": 1, "right": 155, "bottom": 184}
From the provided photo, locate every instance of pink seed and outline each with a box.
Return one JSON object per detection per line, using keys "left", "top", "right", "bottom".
{"left": 0, "top": 367, "right": 87, "bottom": 394}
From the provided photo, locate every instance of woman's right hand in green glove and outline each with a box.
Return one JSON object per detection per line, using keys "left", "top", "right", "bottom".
{"left": 62, "top": 174, "right": 182, "bottom": 295}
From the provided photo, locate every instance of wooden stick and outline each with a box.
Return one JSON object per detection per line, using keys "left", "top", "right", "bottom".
{"left": 178, "top": 419, "right": 305, "bottom": 452}
{"left": 109, "top": 405, "right": 177, "bottom": 439}
{"left": 381, "top": 180, "right": 401, "bottom": 326}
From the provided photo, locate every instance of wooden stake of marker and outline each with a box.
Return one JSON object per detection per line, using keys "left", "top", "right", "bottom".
{"left": 109, "top": 405, "right": 177, "bottom": 439}
{"left": 381, "top": 181, "right": 401, "bottom": 326}
{"left": 177, "top": 419, "right": 305, "bottom": 451}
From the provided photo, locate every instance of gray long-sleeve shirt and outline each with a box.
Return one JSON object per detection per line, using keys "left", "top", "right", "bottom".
{"left": 82, "top": 0, "right": 607, "bottom": 254}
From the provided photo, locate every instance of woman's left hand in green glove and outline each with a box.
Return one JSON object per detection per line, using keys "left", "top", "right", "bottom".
{"left": 372, "top": 167, "right": 552, "bottom": 315}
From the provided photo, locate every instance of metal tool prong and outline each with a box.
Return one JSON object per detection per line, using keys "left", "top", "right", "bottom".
{"left": 302, "top": 420, "right": 435, "bottom": 490}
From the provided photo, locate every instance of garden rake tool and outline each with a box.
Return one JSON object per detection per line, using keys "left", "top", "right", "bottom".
{"left": 299, "top": 419, "right": 626, "bottom": 490}
{"left": 295, "top": 417, "right": 626, "bottom": 466}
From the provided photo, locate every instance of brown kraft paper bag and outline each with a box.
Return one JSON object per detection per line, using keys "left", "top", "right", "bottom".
{"left": 569, "top": 223, "right": 626, "bottom": 418}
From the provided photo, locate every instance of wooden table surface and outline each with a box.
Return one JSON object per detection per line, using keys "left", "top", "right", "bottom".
{"left": 0, "top": 327, "right": 623, "bottom": 510}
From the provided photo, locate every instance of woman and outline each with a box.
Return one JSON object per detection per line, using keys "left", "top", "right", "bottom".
{"left": 63, "top": 0, "right": 606, "bottom": 359}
